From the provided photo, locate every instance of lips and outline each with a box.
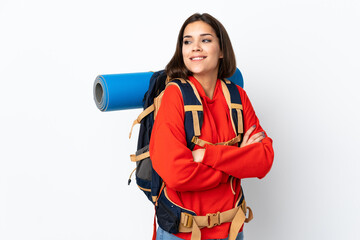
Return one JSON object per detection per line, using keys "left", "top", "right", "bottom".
{"left": 190, "top": 56, "right": 207, "bottom": 61}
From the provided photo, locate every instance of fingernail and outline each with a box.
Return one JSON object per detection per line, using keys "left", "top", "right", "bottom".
{"left": 262, "top": 132, "right": 266, "bottom": 137}
{"left": 252, "top": 125, "right": 256, "bottom": 128}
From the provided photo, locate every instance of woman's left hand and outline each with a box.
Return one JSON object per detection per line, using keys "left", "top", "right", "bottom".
{"left": 192, "top": 149, "right": 205, "bottom": 163}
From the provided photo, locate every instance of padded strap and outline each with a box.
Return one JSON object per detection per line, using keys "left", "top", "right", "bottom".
{"left": 168, "top": 79, "right": 203, "bottom": 139}
{"left": 221, "top": 80, "right": 244, "bottom": 136}
{"left": 231, "top": 103, "right": 244, "bottom": 135}
{"left": 186, "top": 80, "right": 202, "bottom": 104}
{"left": 180, "top": 80, "right": 202, "bottom": 138}
{"left": 220, "top": 80, "right": 237, "bottom": 135}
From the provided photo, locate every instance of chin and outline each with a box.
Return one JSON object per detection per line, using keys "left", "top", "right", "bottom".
{"left": 188, "top": 67, "right": 206, "bottom": 75}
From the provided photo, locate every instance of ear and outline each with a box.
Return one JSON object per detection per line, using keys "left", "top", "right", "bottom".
{"left": 219, "top": 50, "right": 223, "bottom": 59}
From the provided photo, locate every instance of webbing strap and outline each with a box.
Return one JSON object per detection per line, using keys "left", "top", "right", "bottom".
{"left": 230, "top": 176, "right": 236, "bottom": 195}
{"left": 184, "top": 106, "right": 203, "bottom": 138}
{"left": 228, "top": 206, "right": 246, "bottom": 240}
{"left": 224, "top": 79, "right": 231, "bottom": 84}
{"left": 179, "top": 200, "right": 252, "bottom": 240}
{"left": 191, "top": 137, "right": 213, "bottom": 147}
{"left": 231, "top": 103, "right": 244, "bottom": 134}
{"left": 152, "top": 206, "right": 157, "bottom": 240}
{"left": 236, "top": 108, "right": 243, "bottom": 134}
{"left": 191, "top": 135, "right": 242, "bottom": 148}
{"left": 153, "top": 92, "right": 165, "bottom": 119}
{"left": 154, "top": 182, "right": 166, "bottom": 206}
{"left": 130, "top": 151, "right": 150, "bottom": 162}
{"left": 231, "top": 103, "right": 243, "bottom": 109}
{"left": 129, "top": 104, "right": 155, "bottom": 139}
{"left": 192, "top": 111, "right": 201, "bottom": 137}
{"left": 245, "top": 206, "right": 253, "bottom": 223}
{"left": 222, "top": 135, "right": 242, "bottom": 146}
{"left": 184, "top": 105, "right": 203, "bottom": 112}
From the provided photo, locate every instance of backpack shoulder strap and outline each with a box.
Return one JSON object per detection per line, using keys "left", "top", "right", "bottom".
{"left": 167, "top": 79, "right": 203, "bottom": 150}
{"left": 221, "top": 79, "right": 244, "bottom": 137}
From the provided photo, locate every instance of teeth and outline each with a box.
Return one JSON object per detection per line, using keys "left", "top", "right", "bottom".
{"left": 191, "top": 57, "right": 204, "bottom": 60}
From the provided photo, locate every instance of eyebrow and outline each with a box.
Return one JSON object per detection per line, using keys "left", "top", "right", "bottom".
{"left": 183, "top": 33, "right": 214, "bottom": 39}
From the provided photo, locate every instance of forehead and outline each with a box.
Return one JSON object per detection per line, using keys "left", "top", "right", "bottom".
{"left": 183, "top": 21, "right": 216, "bottom": 37}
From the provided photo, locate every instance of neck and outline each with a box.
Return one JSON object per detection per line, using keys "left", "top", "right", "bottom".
{"left": 193, "top": 72, "right": 218, "bottom": 99}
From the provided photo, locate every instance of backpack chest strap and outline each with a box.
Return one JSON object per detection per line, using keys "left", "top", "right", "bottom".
{"left": 191, "top": 135, "right": 242, "bottom": 148}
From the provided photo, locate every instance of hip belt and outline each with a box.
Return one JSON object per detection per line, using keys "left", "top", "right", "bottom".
{"left": 178, "top": 199, "right": 253, "bottom": 240}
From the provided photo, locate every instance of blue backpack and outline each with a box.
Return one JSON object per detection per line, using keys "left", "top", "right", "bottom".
{"left": 129, "top": 70, "right": 252, "bottom": 240}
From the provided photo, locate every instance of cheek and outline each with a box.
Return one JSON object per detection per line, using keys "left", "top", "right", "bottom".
{"left": 182, "top": 48, "right": 190, "bottom": 63}
{"left": 211, "top": 46, "right": 222, "bottom": 57}
{"left": 182, "top": 45, "right": 189, "bottom": 57}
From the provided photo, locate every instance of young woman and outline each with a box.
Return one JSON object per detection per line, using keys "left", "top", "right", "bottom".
{"left": 149, "top": 13, "right": 274, "bottom": 240}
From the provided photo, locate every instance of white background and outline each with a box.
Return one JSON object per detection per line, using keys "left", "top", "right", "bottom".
{"left": 1, "top": 0, "right": 360, "bottom": 239}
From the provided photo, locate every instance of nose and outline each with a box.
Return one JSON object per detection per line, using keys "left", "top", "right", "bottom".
{"left": 192, "top": 41, "right": 202, "bottom": 52}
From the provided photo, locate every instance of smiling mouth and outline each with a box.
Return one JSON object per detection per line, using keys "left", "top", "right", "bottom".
{"left": 190, "top": 56, "right": 206, "bottom": 61}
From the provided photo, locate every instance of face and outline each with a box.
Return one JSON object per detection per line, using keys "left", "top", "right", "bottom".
{"left": 182, "top": 21, "right": 223, "bottom": 79}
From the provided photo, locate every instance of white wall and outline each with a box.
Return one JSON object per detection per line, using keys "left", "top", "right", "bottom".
{"left": 1, "top": 0, "right": 359, "bottom": 239}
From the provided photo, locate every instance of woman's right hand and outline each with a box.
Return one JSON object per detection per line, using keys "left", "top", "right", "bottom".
{"left": 240, "top": 125, "right": 265, "bottom": 148}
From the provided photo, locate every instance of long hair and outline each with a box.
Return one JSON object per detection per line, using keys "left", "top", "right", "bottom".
{"left": 165, "top": 13, "right": 236, "bottom": 80}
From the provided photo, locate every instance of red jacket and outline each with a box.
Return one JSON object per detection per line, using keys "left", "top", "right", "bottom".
{"left": 149, "top": 76, "right": 274, "bottom": 239}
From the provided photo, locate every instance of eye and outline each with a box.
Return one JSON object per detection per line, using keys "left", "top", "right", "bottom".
{"left": 183, "top": 40, "right": 191, "bottom": 45}
{"left": 202, "top": 39, "right": 212, "bottom": 43}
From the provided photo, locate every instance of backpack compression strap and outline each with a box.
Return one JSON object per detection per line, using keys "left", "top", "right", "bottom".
{"left": 129, "top": 104, "right": 155, "bottom": 139}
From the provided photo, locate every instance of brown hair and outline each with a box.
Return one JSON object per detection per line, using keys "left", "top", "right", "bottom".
{"left": 165, "top": 13, "right": 236, "bottom": 80}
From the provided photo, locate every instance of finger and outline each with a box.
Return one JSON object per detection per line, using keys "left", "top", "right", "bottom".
{"left": 242, "top": 125, "right": 256, "bottom": 143}
{"left": 247, "top": 132, "right": 264, "bottom": 144}
{"left": 240, "top": 125, "right": 257, "bottom": 148}
{"left": 192, "top": 149, "right": 205, "bottom": 163}
{"left": 252, "top": 134, "right": 265, "bottom": 143}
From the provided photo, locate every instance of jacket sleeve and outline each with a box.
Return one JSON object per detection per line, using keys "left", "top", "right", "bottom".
{"left": 149, "top": 85, "right": 229, "bottom": 192}
{"left": 201, "top": 86, "right": 274, "bottom": 179}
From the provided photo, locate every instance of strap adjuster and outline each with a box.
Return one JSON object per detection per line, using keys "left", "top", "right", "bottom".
{"left": 206, "top": 212, "right": 220, "bottom": 228}
{"left": 182, "top": 212, "right": 193, "bottom": 228}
